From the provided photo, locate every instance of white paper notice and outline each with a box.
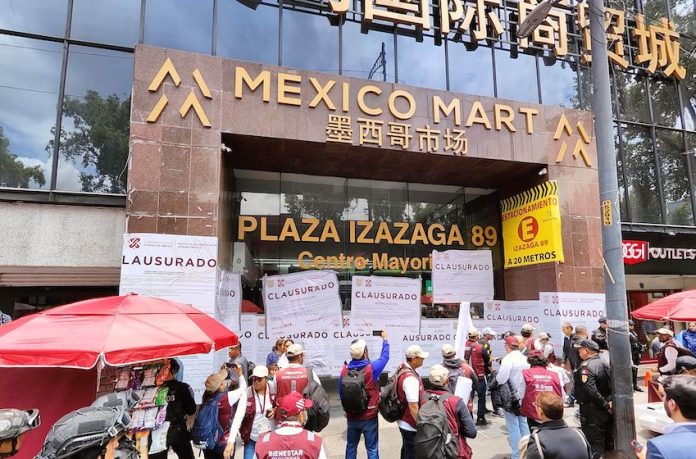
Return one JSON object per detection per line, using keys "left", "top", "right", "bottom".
{"left": 120, "top": 233, "right": 218, "bottom": 314}
{"left": 432, "top": 250, "right": 494, "bottom": 303}
{"left": 119, "top": 233, "right": 220, "bottom": 402}
{"left": 216, "top": 269, "right": 242, "bottom": 331}
{"left": 350, "top": 275, "right": 421, "bottom": 335}
{"left": 263, "top": 271, "right": 343, "bottom": 338}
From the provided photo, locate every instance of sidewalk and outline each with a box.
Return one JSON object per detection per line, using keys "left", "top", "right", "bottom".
{"left": 226, "top": 377, "right": 656, "bottom": 459}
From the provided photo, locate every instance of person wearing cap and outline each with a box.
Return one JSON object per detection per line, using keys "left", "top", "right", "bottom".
{"left": 441, "top": 343, "right": 478, "bottom": 413}
{"left": 254, "top": 391, "right": 327, "bottom": 459}
{"left": 396, "top": 344, "right": 428, "bottom": 459}
{"left": 463, "top": 329, "right": 491, "bottom": 426}
{"left": 424, "top": 364, "right": 477, "bottom": 458}
{"left": 201, "top": 366, "right": 248, "bottom": 459}
{"left": 655, "top": 328, "right": 683, "bottom": 375}
{"left": 591, "top": 318, "right": 608, "bottom": 351}
{"left": 520, "top": 324, "right": 536, "bottom": 354}
{"left": 240, "top": 366, "right": 277, "bottom": 459}
{"left": 628, "top": 320, "right": 644, "bottom": 392}
{"left": 227, "top": 341, "right": 251, "bottom": 389}
{"left": 149, "top": 358, "right": 197, "bottom": 459}
{"left": 495, "top": 335, "right": 530, "bottom": 459}
{"left": 274, "top": 343, "right": 322, "bottom": 408}
{"left": 339, "top": 331, "right": 389, "bottom": 459}
{"left": 277, "top": 339, "right": 294, "bottom": 370}
{"left": 517, "top": 350, "right": 562, "bottom": 429}
{"left": 573, "top": 339, "right": 613, "bottom": 459}
{"left": 534, "top": 332, "right": 557, "bottom": 365}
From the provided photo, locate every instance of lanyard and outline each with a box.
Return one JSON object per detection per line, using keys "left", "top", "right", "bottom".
{"left": 255, "top": 385, "right": 267, "bottom": 414}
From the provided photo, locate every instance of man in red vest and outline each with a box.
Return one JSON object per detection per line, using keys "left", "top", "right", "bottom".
{"left": 518, "top": 350, "right": 562, "bottom": 429}
{"left": 397, "top": 344, "right": 428, "bottom": 459}
{"left": 254, "top": 391, "right": 326, "bottom": 459}
{"left": 464, "top": 329, "right": 491, "bottom": 425}
{"left": 274, "top": 344, "right": 322, "bottom": 406}
{"left": 339, "top": 332, "right": 389, "bottom": 459}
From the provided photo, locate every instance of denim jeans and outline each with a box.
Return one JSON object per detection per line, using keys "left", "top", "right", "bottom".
{"left": 346, "top": 417, "right": 379, "bottom": 459}
{"left": 476, "top": 376, "right": 488, "bottom": 418}
{"left": 243, "top": 440, "right": 257, "bottom": 459}
{"left": 503, "top": 410, "right": 530, "bottom": 459}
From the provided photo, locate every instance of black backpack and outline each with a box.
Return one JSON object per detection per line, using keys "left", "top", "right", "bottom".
{"left": 378, "top": 366, "right": 412, "bottom": 422}
{"left": 415, "top": 392, "right": 460, "bottom": 459}
{"left": 340, "top": 365, "right": 370, "bottom": 414}
{"left": 302, "top": 368, "right": 330, "bottom": 432}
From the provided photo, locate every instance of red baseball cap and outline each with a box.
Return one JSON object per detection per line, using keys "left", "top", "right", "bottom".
{"left": 277, "top": 391, "right": 313, "bottom": 419}
{"left": 505, "top": 336, "right": 520, "bottom": 347}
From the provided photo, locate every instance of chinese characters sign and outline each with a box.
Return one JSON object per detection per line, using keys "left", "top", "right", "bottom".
{"left": 328, "top": 0, "right": 686, "bottom": 80}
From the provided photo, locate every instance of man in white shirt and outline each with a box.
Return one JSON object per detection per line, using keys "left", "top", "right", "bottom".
{"left": 396, "top": 345, "right": 428, "bottom": 459}
{"left": 496, "top": 336, "right": 530, "bottom": 459}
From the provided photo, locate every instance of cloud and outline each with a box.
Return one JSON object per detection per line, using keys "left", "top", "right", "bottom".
{"left": 17, "top": 156, "right": 83, "bottom": 191}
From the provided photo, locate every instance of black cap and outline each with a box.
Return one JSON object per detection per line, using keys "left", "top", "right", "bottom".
{"left": 598, "top": 317, "right": 607, "bottom": 324}
{"left": 574, "top": 339, "right": 600, "bottom": 352}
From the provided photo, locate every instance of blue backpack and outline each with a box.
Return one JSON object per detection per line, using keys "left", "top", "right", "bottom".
{"left": 191, "top": 393, "right": 225, "bottom": 450}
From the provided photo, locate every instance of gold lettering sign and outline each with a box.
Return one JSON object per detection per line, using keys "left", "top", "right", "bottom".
{"left": 146, "top": 58, "right": 212, "bottom": 127}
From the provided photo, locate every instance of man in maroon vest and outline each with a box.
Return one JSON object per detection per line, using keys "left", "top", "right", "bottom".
{"left": 518, "top": 350, "right": 562, "bottom": 429}
{"left": 425, "top": 364, "right": 478, "bottom": 458}
{"left": 339, "top": 332, "right": 389, "bottom": 459}
{"left": 397, "top": 344, "right": 428, "bottom": 459}
{"left": 274, "top": 344, "right": 322, "bottom": 410}
{"left": 464, "top": 329, "right": 491, "bottom": 425}
{"left": 254, "top": 391, "right": 326, "bottom": 459}
{"left": 656, "top": 328, "right": 680, "bottom": 375}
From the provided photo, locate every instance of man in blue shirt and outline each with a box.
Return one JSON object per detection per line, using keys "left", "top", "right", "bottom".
{"left": 637, "top": 375, "right": 696, "bottom": 459}
{"left": 338, "top": 331, "right": 390, "bottom": 459}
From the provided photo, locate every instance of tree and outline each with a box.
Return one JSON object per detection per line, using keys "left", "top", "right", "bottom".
{"left": 0, "top": 126, "right": 45, "bottom": 188}
{"left": 48, "top": 90, "right": 130, "bottom": 194}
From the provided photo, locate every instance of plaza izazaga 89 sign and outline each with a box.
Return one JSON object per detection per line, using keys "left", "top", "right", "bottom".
{"left": 501, "top": 181, "right": 564, "bottom": 268}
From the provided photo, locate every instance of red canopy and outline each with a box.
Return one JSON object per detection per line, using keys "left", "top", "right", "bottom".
{"left": 0, "top": 294, "right": 238, "bottom": 368}
{"left": 631, "top": 290, "right": 696, "bottom": 322}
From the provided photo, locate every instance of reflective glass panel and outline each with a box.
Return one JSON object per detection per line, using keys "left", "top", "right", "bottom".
{"left": 0, "top": 0, "right": 67, "bottom": 37}
{"left": 621, "top": 124, "right": 662, "bottom": 223}
{"left": 57, "top": 45, "right": 133, "bottom": 193}
{"left": 650, "top": 78, "right": 681, "bottom": 128}
{"left": 578, "top": 66, "right": 593, "bottom": 111}
{"left": 144, "top": 0, "right": 213, "bottom": 54}
{"left": 539, "top": 59, "right": 579, "bottom": 108}
{"left": 71, "top": 0, "right": 141, "bottom": 47}
{"left": 396, "top": 34, "right": 446, "bottom": 90}
{"left": 643, "top": 0, "right": 669, "bottom": 21}
{"left": 656, "top": 129, "right": 692, "bottom": 225}
{"left": 282, "top": 8, "right": 339, "bottom": 73}
{"left": 615, "top": 123, "right": 628, "bottom": 219}
{"left": 217, "top": 2, "right": 278, "bottom": 64}
{"left": 0, "top": 36, "right": 62, "bottom": 189}
{"left": 342, "top": 21, "right": 395, "bottom": 82}
{"left": 614, "top": 71, "right": 650, "bottom": 124}
{"left": 447, "top": 42, "right": 494, "bottom": 97}
{"left": 495, "top": 49, "right": 539, "bottom": 103}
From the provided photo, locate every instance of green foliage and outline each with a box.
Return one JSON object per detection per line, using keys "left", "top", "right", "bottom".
{"left": 48, "top": 90, "right": 130, "bottom": 194}
{"left": 0, "top": 126, "right": 45, "bottom": 188}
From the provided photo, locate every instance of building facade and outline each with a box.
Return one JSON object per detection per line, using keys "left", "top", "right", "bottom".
{"left": 1, "top": 0, "right": 695, "bottom": 326}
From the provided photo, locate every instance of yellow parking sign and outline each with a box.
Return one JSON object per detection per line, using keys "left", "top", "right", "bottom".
{"left": 500, "top": 181, "right": 565, "bottom": 268}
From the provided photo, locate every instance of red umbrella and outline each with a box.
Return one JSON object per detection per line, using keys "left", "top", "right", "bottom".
{"left": 631, "top": 290, "right": 696, "bottom": 322}
{"left": 0, "top": 293, "right": 238, "bottom": 368}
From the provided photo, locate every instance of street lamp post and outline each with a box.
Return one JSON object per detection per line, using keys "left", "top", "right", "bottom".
{"left": 519, "top": 0, "right": 636, "bottom": 455}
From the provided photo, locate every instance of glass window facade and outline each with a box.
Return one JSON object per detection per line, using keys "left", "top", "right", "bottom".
{"left": 0, "top": 0, "right": 694, "bottom": 231}
{"left": 233, "top": 170, "right": 502, "bottom": 313}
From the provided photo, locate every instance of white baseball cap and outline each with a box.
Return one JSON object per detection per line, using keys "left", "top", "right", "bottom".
{"left": 405, "top": 345, "right": 429, "bottom": 359}
{"left": 286, "top": 343, "right": 304, "bottom": 357}
{"left": 428, "top": 364, "right": 449, "bottom": 386}
{"left": 468, "top": 328, "right": 480, "bottom": 337}
{"left": 482, "top": 327, "right": 497, "bottom": 336}
{"left": 252, "top": 365, "right": 269, "bottom": 379}
{"left": 538, "top": 332, "right": 549, "bottom": 340}
{"left": 441, "top": 344, "right": 456, "bottom": 358}
{"left": 350, "top": 339, "right": 367, "bottom": 359}
{"left": 521, "top": 323, "right": 536, "bottom": 332}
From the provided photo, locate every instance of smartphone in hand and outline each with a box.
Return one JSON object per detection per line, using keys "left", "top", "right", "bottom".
{"left": 631, "top": 439, "right": 643, "bottom": 452}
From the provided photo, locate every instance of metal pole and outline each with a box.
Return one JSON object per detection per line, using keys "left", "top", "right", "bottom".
{"left": 588, "top": 0, "right": 636, "bottom": 453}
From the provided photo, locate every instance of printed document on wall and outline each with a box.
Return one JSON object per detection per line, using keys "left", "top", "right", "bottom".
{"left": 263, "top": 270, "right": 343, "bottom": 338}
{"left": 432, "top": 249, "right": 494, "bottom": 303}
{"left": 350, "top": 275, "right": 421, "bottom": 335}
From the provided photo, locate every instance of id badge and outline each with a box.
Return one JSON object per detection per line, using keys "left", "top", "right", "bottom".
{"left": 257, "top": 415, "right": 273, "bottom": 434}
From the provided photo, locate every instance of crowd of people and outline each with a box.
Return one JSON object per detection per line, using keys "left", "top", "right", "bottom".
{"left": 151, "top": 320, "right": 696, "bottom": 459}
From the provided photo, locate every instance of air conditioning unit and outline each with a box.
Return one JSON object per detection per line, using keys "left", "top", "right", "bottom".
{"left": 232, "top": 242, "right": 259, "bottom": 285}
